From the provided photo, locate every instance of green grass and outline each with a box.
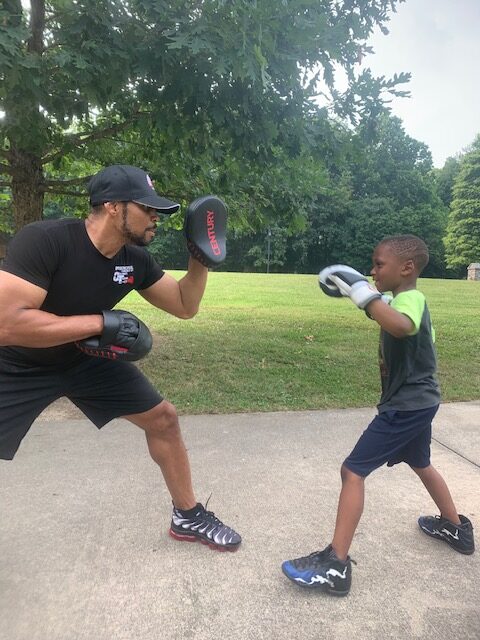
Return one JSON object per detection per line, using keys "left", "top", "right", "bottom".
{"left": 121, "top": 272, "right": 480, "bottom": 414}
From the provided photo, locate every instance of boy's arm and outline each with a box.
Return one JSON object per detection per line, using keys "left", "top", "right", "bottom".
{"left": 365, "top": 298, "right": 414, "bottom": 338}
{"left": 318, "top": 265, "right": 418, "bottom": 339}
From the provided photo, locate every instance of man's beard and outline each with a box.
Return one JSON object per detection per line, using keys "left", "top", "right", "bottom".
{"left": 121, "top": 204, "right": 154, "bottom": 246}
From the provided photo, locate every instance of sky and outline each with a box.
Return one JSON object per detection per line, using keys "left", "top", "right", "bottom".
{"left": 362, "top": 0, "right": 480, "bottom": 168}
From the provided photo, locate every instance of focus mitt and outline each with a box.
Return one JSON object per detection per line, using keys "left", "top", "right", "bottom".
{"left": 76, "top": 310, "right": 152, "bottom": 361}
{"left": 184, "top": 195, "right": 227, "bottom": 267}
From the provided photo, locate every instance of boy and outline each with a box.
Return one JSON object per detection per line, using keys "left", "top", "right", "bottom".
{"left": 281, "top": 235, "right": 475, "bottom": 596}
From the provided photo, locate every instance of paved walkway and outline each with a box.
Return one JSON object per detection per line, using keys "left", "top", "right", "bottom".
{"left": 1, "top": 401, "right": 479, "bottom": 640}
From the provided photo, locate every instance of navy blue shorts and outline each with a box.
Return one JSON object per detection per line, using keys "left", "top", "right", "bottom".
{"left": 343, "top": 405, "right": 439, "bottom": 477}
{"left": 0, "top": 355, "right": 163, "bottom": 460}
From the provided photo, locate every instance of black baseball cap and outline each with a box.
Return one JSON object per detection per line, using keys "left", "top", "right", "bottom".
{"left": 88, "top": 165, "right": 180, "bottom": 213}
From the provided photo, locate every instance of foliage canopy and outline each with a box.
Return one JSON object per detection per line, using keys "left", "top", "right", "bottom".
{"left": 444, "top": 149, "right": 480, "bottom": 270}
{"left": 1, "top": 0, "right": 408, "bottom": 230}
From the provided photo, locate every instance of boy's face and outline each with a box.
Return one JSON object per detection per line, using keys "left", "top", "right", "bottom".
{"left": 370, "top": 244, "right": 412, "bottom": 293}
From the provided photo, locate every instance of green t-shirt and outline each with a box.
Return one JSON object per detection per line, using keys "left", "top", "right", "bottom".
{"left": 378, "top": 289, "right": 440, "bottom": 412}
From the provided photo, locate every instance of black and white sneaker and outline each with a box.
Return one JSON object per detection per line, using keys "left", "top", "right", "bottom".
{"left": 281, "top": 545, "right": 353, "bottom": 596}
{"left": 418, "top": 514, "right": 475, "bottom": 555}
{"left": 169, "top": 503, "right": 241, "bottom": 552}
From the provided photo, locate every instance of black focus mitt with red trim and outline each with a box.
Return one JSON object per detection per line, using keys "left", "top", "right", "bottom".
{"left": 76, "top": 310, "right": 152, "bottom": 361}
{"left": 184, "top": 195, "right": 227, "bottom": 268}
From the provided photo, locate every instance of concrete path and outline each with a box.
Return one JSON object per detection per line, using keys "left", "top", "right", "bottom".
{"left": 1, "top": 401, "right": 479, "bottom": 640}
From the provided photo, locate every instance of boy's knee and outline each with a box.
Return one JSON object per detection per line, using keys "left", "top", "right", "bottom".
{"left": 340, "top": 463, "right": 364, "bottom": 484}
{"left": 410, "top": 463, "right": 432, "bottom": 478}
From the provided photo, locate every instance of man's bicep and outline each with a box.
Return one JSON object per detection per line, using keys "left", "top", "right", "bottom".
{"left": 0, "top": 271, "right": 48, "bottom": 311}
{"left": 139, "top": 273, "right": 185, "bottom": 316}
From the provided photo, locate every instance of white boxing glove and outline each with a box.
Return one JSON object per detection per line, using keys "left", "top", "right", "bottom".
{"left": 319, "top": 264, "right": 366, "bottom": 298}
{"left": 319, "top": 264, "right": 381, "bottom": 310}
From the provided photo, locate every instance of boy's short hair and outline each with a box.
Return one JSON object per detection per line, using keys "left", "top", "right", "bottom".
{"left": 378, "top": 234, "right": 429, "bottom": 274}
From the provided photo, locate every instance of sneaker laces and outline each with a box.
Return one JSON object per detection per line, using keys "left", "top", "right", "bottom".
{"left": 202, "top": 494, "right": 222, "bottom": 524}
{"left": 294, "top": 546, "right": 356, "bottom": 568}
{"left": 198, "top": 494, "right": 236, "bottom": 534}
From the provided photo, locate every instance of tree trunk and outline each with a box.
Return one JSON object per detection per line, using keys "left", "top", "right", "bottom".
{"left": 10, "top": 149, "right": 44, "bottom": 231}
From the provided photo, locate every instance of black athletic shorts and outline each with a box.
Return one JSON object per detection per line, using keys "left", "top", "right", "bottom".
{"left": 0, "top": 354, "right": 163, "bottom": 460}
{"left": 343, "top": 404, "right": 439, "bottom": 477}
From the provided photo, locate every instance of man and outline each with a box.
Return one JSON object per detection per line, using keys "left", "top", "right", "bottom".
{"left": 0, "top": 164, "right": 241, "bottom": 551}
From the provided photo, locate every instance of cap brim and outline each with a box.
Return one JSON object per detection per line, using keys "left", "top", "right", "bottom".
{"left": 133, "top": 196, "right": 180, "bottom": 213}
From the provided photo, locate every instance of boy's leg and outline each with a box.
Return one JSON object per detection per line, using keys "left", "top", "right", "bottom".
{"left": 331, "top": 464, "right": 365, "bottom": 561}
{"left": 281, "top": 463, "right": 362, "bottom": 595}
{"left": 411, "top": 464, "right": 460, "bottom": 524}
{"left": 281, "top": 411, "right": 397, "bottom": 595}
{"left": 413, "top": 464, "right": 474, "bottom": 555}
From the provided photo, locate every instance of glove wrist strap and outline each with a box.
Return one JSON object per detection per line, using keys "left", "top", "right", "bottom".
{"left": 100, "top": 310, "right": 121, "bottom": 346}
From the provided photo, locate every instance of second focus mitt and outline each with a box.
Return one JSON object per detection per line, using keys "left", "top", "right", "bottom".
{"left": 76, "top": 310, "right": 152, "bottom": 361}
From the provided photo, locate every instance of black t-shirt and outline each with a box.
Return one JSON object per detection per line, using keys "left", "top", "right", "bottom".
{"left": 377, "top": 290, "right": 440, "bottom": 412}
{"left": 0, "top": 218, "right": 164, "bottom": 365}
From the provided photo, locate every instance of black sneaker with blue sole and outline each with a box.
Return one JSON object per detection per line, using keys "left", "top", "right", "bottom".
{"left": 418, "top": 514, "right": 475, "bottom": 555}
{"left": 281, "top": 544, "right": 353, "bottom": 596}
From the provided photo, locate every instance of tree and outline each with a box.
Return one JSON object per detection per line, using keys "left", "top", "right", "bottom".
{"left": 1, "top": 0, "right": 408, "bottom": 231}
{"left": 341, "top": 114, "right": 447, "bottom": 275}
{"left": 289, "top": 114, "right": 447, "bottom": 275}
{"left": 444, "top": 149, "right": 480, "bottom": 271}
{"left": 433, "top": 156, "right": 461, "bottom": 208}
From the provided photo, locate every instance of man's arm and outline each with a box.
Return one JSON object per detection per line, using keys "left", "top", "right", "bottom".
{"left": 139, "top": 257, "right": 208, "bottom": 319}
{"left": 0, "top": 271, "right": 103, "bottom": 347}
{"left": 365, "top": 298, "right": 414, "bottom": 338}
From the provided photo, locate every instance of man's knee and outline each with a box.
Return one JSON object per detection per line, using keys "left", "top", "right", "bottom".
{"left": 143, "top": 400, "right": 180, "bottom": 437}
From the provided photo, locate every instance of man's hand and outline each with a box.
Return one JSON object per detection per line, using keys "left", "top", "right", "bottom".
{"left": 76, "top": 310, "right": 152, "bottom": 361}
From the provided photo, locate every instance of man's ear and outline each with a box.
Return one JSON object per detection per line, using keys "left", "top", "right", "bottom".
{"left": 104, "top": 201, "right": 119, "bottom": 217}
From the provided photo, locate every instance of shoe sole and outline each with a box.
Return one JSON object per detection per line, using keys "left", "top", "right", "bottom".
{"left": 418, "top": 523, "right": 475, "bottom": 555}
{"left": 281, "top": 567, "right": 350, "bottom": 596}
{"left": 169, "top": 528, "right": 240, "bottom": 552}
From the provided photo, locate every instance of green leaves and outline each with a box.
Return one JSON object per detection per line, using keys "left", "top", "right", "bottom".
{"left": 2, "top": 0, "right": 412, "bottom": 233}
{"left": 445, "top": 150, "right": 480, "bottom": 270}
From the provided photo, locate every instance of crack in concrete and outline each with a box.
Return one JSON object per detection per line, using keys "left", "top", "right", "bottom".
{"left": 432, "top": 436, "right": 480, "bottom": 470}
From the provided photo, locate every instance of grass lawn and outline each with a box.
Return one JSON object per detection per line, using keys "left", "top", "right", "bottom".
{"left": 121, "top": 272, "right": 480, "bottom": 414}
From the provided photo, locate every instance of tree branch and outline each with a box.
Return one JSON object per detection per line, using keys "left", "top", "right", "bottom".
{"left": 28, "top": 0, "right": 46, "bottom": 54}
{"left": 41, "top": 109, "right": 148, "bottom": 165}
{"left": 44, "top": 176, "right": 93, "bottom": 187}
{"left": 43, "top": 187, "right": 86, "bottom": 197}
